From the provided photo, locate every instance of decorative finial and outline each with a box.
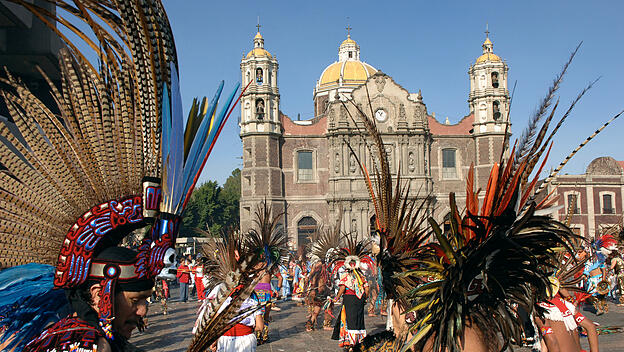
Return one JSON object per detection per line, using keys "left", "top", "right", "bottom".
{"left": 256, "top": 16, "right": 261, "bottom": 33}
{"left": 346, "top": 17, "right": 352, "bottom": 38}
{"left": 485, "top": 23, "right": 490, "bottom": 39}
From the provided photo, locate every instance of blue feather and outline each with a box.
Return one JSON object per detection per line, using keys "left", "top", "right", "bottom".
{"left": 177, "top": 83, "right": 239, "bottom": 214}
{"left": 0, "top": 264, "right": 70, "bottom": 351}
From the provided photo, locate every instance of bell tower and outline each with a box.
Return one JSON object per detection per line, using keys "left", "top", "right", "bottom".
{"left": 239, "top": 25, "right": 284, "bottom": 233}
{"left": 468, "top": 27, "right": 509, "bottom": 135}
{"left": 468, "top": 27, "right": 511, "bottom": 187}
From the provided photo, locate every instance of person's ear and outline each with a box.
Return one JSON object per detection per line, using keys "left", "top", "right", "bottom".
{"left": 89, "top": 283, "right": 103, "bottom": 310}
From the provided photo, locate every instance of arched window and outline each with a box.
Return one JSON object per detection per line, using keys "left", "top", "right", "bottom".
{"left": 255, "top": 98, "right": 265, "bottom": 120}
{"left": 493, "top": 101, "right": 501, "bottom": 120}
{"left": 442, "top": 148, "right": 457, "bottom": 179}
{"left": 491, "top": 72, "right": 499, "bottom": 88}
{"left": 297, "top": 151, "right": 313, "bottom": 181}
{"left": 297, "top": 217, "right": 317, "bottom": 247}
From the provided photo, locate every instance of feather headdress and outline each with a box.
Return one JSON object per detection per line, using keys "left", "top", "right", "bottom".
{"left": 310, "top": 210, "right": 343, "bottom": 264}
{"left": 404, "top": 45, "right": 620, "bottom": 352}
{"left": 188, "top": 230, "right": 266, "bottom": 352}
{"left": 244, "top": 200, "right": 289, "bottom": 267}
{"left": 0, "top": 0, "right": 242, "bottom": 349}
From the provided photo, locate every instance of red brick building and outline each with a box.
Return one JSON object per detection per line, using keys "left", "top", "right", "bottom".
{"left": 239, "top": 30, "right": 510, "bottom": 247}
{"left": 544, "top": 156, "right": 624, "bottom": 240}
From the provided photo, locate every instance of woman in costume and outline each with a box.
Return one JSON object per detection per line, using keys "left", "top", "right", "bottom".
{"left": 330, "top": 235, "right": 372, "bottom": 350}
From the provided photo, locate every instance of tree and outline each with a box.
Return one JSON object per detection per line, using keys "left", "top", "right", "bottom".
{"left": 179, "top": 168, "right": 241, "bottom": 237}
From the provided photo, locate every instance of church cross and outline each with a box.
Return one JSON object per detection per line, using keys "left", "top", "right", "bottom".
{"left": 485, "top": 23, "right": 490, "bottom": 38}
{"left": 256, "top": 17, "right": 261, "bottom": 33}
{"left": 346, "top": 18, "right": 352, "bottom": 37}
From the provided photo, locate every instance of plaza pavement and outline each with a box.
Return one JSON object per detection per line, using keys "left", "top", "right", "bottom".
{"left": 133, "top": 288, "right": 624, "bottom": 351}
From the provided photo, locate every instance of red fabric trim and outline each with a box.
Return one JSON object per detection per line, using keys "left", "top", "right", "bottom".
{"left": 223, "top": 323, "right": 254, "bottom": 336}
{"left": 344, "top": 288, "right": 357, "bottom": 296}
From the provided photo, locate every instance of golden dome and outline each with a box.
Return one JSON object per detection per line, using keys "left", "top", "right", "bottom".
{"left": 254, "top": 32, "right": 263, "bottom": 40}
{"left": 341, "top": 36, "right": 357, "bottom": 46}
{"left": 319, "top": 60, "right": 376, "bottom": 88}
{"left": 246, "top": 47, "right": 272, "bottom": 59}
{"left": 475, "top": 52, "right": 501, "bottom": 63}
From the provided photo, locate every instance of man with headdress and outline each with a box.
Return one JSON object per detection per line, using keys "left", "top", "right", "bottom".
{"left": 24, "top": 247, "right": 155, "bottom": 351}
{"left": 585, "top": 234, "right": 617, "bottom": 314}
{"left": 0, "top": 0, "right": 242, "bottom": 350}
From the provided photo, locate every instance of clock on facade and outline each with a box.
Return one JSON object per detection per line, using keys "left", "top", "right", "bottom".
{"left": 375, "top": 108, "right": 387, "bottom": 122}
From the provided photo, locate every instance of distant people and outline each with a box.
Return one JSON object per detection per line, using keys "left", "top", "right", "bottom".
{"left": 154, "top": 279, "right": 170, "bottom": 315}
{"left": 177, "top": 259, "right": 191, "bottom": 303}
{"left": 195, "top": 263, "right": 206, "bottom": 301}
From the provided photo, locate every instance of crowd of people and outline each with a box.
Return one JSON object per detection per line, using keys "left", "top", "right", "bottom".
{"left": 0, "top": 1, "right": 623, "bottom": 352}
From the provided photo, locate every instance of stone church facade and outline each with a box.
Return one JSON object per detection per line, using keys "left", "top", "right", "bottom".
{"left": 239, "top": 30, "right": 511, "bottom": 247}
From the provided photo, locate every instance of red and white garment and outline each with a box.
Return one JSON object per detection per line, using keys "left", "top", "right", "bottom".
{"left": 537, "top": 296, "right": 585, "bottom": 332}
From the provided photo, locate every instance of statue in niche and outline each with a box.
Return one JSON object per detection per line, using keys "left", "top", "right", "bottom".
{"left": 385, "top": 146, "right": 393, "bottom": 170}
{"left": 256, "top": 67, "right": 263, "bottom": 85}
{"left": 349, "top": 154, "right": 357, "bottom": 174}
{"left": 334, "top": 153, "right": 340, "bottom": 174}
{"left": 351, "top": 218, "right": 357, "bottom": 234}
{"left": 256, "top": 98, "right": 265, "bottom": 120}
{"left": 408, "top": 151, "right": 416, "bottom": 172}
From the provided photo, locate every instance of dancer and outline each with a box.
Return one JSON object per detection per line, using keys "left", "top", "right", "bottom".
{"left": 155, "top": 279, "right": 171, "bottom": 315}
{"left": 243, "top": 201, "right": 288, "bottom": 345}
{"left": 0, "top": 0, "right": 241, "bottom": 350}
{"left": 306, "top": 221, "right": 341, "bottom": 331}
{"left": 585, "top": 234, "right": 617, "bottom": 315}
{"left": 193, "top": 231, "right": 268, "bottom": 352}
{"left": 609, "top": 250, "right": 624, "bottom": 305}
{"left": 331, "top": 235, "right": 373, "bottom": 350}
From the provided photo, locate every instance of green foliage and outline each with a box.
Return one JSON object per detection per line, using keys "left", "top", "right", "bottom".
{"left": 180, "top": 168, "right": 241, "bottom": 237}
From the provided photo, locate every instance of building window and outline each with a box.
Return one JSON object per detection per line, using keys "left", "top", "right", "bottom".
{"left": 491, "top": 72, "right": 499, "bottom": 88}
{"left": 297, "top": 151, "right": 313, "bottom": 181}
{"left": 603, "top": 194, "right": 614, "bottom": 214}
{"left": 442, "top": 148, "right": 457, "bottom": 179}
{"left": 297, "top": 216, "right": 316, "bottom": 247}
{"left": 493, "top": 101, "right": 501, "bottom": 120}
{"left": 567, "top": 194, "right": 579, "bottom": 214}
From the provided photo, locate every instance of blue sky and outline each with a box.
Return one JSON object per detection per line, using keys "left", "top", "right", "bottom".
{"left": 161, "top": 0, "right": 623, "bottom": 185}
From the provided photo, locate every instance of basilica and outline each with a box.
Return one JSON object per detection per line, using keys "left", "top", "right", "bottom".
{"left": 238, "top": 29, "right": 511, "bottom": 247}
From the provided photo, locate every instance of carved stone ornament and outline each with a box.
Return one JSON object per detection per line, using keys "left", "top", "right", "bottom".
{"left": 375, "top": 75, "right": 386, "bottom": 93}
{"left": 399, "top": 103, "right": 406, "bottom": 120}
{"left": 335, "top": 153, "right": 341, "bottom": 174}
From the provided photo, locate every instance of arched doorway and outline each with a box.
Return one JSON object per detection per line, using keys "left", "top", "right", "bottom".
{"left": 369, "top": 215, "right": 377, "bottom": 236}
{"left": 297, "top": 216, "right": 317, "bottom": 247}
